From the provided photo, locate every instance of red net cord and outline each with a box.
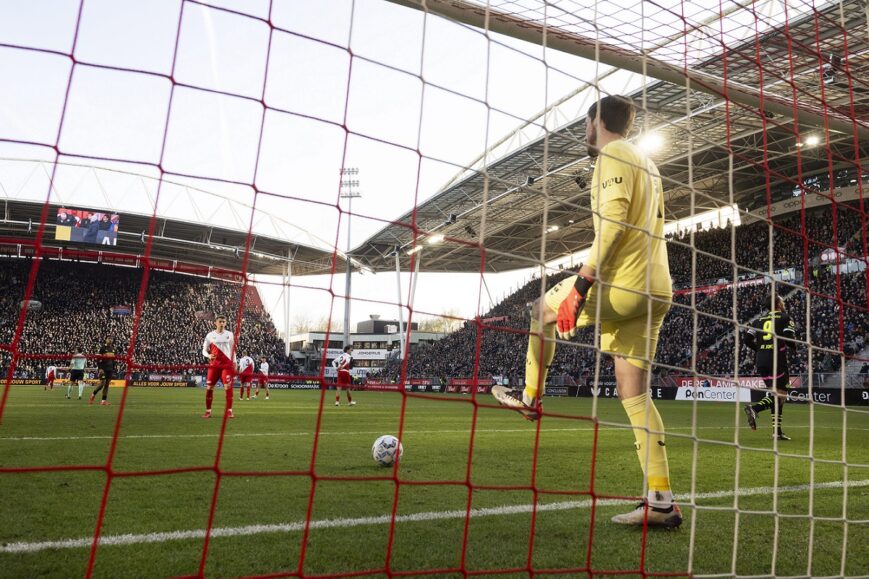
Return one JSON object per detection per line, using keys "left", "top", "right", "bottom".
{"left": 1, "top": 0, "right": 867, "bottom": 577}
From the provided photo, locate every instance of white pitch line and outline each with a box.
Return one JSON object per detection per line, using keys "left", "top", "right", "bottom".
{"left": 0, "top": 427, "right": 594, "bottom": 442}
{"left": 1, "top": 424, "right": 867, "bottom": 443}
{"left": 2, "top": 479, "right": 867, "bottom": 554}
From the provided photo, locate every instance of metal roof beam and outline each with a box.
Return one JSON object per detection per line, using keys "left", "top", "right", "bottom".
{"left": 387, "top": 0, "right": 867, "bottom": 140}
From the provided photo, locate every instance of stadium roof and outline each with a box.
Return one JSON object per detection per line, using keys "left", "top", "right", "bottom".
{"left": 0, "top": 198, "right": 345, "bottom": 276}
{"left": 354, "top": 0, "right": 869, "bottom": 273}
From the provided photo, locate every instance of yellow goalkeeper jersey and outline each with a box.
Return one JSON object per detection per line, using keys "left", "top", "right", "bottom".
{"left": 586, "top": 139, "right": 671, "bottom": 296}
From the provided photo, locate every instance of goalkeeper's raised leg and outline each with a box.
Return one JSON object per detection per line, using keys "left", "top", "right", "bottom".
{"left": 492, "top": 95, "right": 680, "bottom": 528}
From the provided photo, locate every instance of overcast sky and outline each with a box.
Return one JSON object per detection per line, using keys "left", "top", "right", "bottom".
{"left": 0, "top": 0, "right": 807, "bottom": 336}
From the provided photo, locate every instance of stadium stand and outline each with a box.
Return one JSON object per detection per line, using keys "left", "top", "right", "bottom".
{"left": 1, "top": 204, "right": 864, "bottom": 386}
{"left": 0, "top": 260, "right": 297, "bottom": 379}
{"left": 667, "top": 200, "right": 866, "bottom": 288}
{"left": 373, "top": 202, "right": 868, "bottom": 383}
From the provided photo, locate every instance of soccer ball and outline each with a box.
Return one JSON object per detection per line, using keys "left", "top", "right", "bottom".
{"left": 372, "top": 435, "right": 403, "bottom": 467}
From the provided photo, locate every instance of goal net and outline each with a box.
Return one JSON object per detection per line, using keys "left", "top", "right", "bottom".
{"left": 0, "top": 0, "right": 867, "bottom": 577}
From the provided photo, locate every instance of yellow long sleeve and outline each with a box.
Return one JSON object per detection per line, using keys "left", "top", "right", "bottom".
{"left": 585, "top": 197, "right": 629, "bottom": 271}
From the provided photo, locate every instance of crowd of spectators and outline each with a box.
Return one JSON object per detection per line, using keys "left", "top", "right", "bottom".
{"left": 372, "top": 201, "right": 868, "bottom": 383}
{"left": 691, "top": 268, "right": 868, "bottom": 377}
{"left": 0, "top": 259, "right": 297, "bottom": 379}
{"left": 667, "top": 200, "right": 866, "bottom": 288}
{"left": 374, "top": 268, "right": 866, "bottom": 383}
{"left": 372, "top": 271, "right": 612, "bottom": 383}
{"left": 2, "top": 200, "right": 866, "bottom": 385}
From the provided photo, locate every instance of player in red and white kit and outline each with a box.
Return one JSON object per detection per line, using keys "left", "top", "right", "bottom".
{"left": 238, "top": 355, "right": 254, "bottom": 401}
{"left": 201, "top": 315, "right": 237, "bottom": 419}
{"left": 333, "top": 345, "right": 355, "bottom": 407}
{"left": 254, "top": 357, "right": 269, "bottom": 400}
{"left": 45, "top": 365, "right": 57, "bottom": 391}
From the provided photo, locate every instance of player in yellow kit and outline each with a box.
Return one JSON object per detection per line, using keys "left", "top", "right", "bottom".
{"left": 493, "top": 95, "right": 680, "bottom": 528}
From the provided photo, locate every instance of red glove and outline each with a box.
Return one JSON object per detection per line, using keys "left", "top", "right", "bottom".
{"left": 556, "top": 271, "right": 594, "bottom": 339}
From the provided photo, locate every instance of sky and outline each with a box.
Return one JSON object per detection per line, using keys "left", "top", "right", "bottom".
{"left": 0, "top": 0, "right": 601, "bottom": 335}
{"left": 0, "top": 0, "right": 810, "bottom": 337}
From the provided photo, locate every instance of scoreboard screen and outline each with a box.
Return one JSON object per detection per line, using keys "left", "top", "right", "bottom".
{"left": 54, "top": 208, "right": 119, "bottom": 246}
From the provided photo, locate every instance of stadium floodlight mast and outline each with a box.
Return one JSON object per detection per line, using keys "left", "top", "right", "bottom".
{"left": 283, "top": 247, "right": 296, "bottom": 358}
{"left": 340, "top": 168, "right": 361, "bottom": 350}
{"left": 392, "top": 246, "right": 406, "bottom": 359}
{"left": 390, "top": 243, "right": 423, "bottom": 360}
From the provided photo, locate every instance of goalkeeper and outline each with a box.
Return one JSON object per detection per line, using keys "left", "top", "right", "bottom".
{"left": 493, "top": 95, "right": 680, "bottom": 528}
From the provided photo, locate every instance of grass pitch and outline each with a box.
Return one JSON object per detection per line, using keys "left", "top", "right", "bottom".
{"left": 1, "top": 386, "right": 867, "bottom": 578}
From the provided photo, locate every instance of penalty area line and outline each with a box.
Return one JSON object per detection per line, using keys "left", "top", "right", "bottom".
{"left": 2, "top": 479, "right": 867, "bottom": 554}
{"left": 0, "top": 424, "right": 866, "bottom": 442}
{"left": 0, "top": 427, "right": 597, "bottom": 442}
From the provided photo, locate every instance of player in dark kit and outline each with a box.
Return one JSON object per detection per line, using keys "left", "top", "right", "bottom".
{"left": 90, "top": 337, "right": 116, "bottom": 406}
{"left": 743, "top": 288, "right": 797, "bottom": 440}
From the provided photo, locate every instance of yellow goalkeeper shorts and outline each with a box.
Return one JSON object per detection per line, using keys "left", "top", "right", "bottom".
{"left": 544, "top": 276, "right": 671, "bottom": 370}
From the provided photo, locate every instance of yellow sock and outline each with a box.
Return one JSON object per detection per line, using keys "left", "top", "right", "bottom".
{"left": 523, "top": 318, "right": 556, "bottom": 402}
{"left": 621, "top": 393, "right": 671, "bottom": 492}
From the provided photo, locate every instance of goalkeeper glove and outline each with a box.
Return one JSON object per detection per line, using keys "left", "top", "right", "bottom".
{"left": 556, "top": 270, "right": 595, "bottom": 339}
